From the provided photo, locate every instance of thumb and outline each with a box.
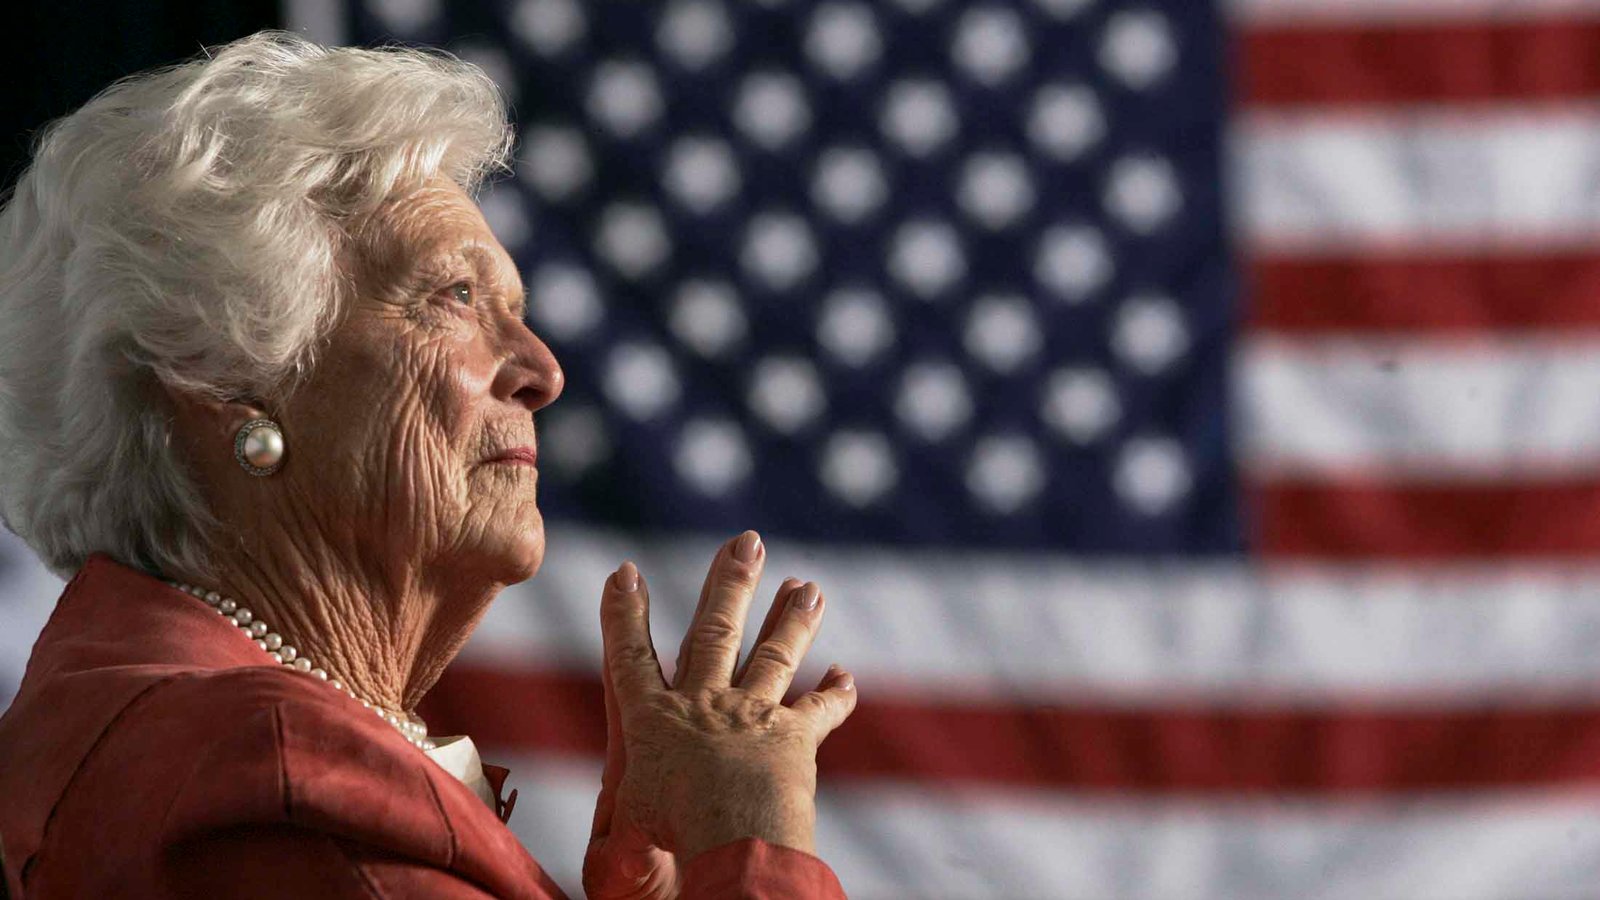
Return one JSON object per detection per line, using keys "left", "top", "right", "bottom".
{"left": 590, "top": 654, "right": 627, "bottom": 841}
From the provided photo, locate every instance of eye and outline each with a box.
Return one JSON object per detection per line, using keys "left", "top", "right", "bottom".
{"left": 447, "top": 282, "right": 473, "bottom": 305}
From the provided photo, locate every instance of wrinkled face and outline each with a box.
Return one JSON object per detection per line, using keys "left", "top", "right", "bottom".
{"left": 276, "top": 178, "right": 562, "bottom": 589}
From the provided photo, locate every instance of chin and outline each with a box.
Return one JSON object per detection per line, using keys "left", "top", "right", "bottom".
{"left": 486, "top": 513, "right": 546, "bottom": 586}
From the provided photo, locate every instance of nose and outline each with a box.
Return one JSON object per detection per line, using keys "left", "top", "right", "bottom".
{"left": 492, "top": 315, "right": 564, "bottom": 413}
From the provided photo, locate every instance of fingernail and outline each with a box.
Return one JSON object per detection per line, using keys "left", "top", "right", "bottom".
{"left": 836, "top": 671, "right": 855, "bottom": 691}
{"left": 615, "top": 561, "right": 639, "bottom": 592}
{"left": 792, "top": 582, "right": 820, "bottom": 611}
{"left": 734, "top": 530, "right": 762, "bottom": 563}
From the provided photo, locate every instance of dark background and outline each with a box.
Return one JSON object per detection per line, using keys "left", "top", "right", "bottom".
{"left": 1, "top": 0, "right": 278, "bottom": 193}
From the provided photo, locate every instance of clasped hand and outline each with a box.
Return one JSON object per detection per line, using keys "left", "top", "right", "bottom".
{"left": 583, "top": 531, "right": 858, "bottom": 900}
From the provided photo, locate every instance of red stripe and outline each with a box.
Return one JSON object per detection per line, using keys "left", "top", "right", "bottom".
{"left": 1254, "top": 479, "right": 1600, "bottom": 559}
{"left": 1249, "top": 253, "right": 1600, "bottom": 334}
{"left": 1239, "top": 20, "right": 1600, "bottom": 107}
{"left": 420, "top": 665, "right": 1600, "bottom": 793}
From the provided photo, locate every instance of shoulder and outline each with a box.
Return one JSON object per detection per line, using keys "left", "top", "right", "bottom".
{"left": 132, "top": 666, "right": 460, "bottom": 867}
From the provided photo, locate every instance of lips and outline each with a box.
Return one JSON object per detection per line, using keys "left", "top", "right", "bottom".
{"left": 484, "top": 446, "right": 538, "bottom": 466}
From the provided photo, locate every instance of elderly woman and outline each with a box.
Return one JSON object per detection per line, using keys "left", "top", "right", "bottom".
{"left": 0, "top": 32, "right": 857, "bottom": 899}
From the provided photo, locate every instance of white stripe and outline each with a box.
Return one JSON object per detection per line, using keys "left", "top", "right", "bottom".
{"left": 1234, "top": 107, "right": 1600, "bottom": 253}
{"left": 1239, "top": 337, "right": 1600, "bottom": 479}
{"left": 1231, "top": 0, "right": 1600, "bottom": 26}
{"left": 460, "top": 527, "right": 1600, "bottom": 705}
{"left": 0, "top": 533, "right": 65, "bottom": 711}
{"left": 497, "top": 753, "right": 1600, "bottom": 900}
{"left": 7, "top": 529, "right": 1600, "bottom": 707}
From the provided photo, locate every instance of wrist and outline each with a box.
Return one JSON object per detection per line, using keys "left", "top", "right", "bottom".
{"left": 674, "top": 781, "right": 816, "bottom": 865}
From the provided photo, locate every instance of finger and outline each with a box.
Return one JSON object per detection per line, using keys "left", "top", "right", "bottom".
{"left": 732, "top": 576, "right": 804, "bottom": 686}
{"left": 672, "top": 541, "right": 729, "bottom": 688}
{"left": 678, "top": 530, "right": 765, "bottom": 691}
{"left": 792, "top": 664, "right": 858, "bottom": 742}
{"left": 589, "top": 651, "right": 624, "bottom": 840}
{"left": 739, "top": 582, "right": 824, "bottom": 701}
{"left": 599, "top": 561, "right": 666, "bottom": 704}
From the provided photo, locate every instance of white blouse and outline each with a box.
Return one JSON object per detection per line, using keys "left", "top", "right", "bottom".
{"left": 423, "top": 734, "right": 497, "bottom": 810}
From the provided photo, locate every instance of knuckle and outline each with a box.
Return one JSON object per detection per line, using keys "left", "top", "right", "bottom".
{"left": 811, "top": 691, "right": 846, "bottom": 718}
{"left": 749, "top": 641, "right": 799, "bottom": 673}
{"left": 599, "top": 595, "right": 640, "bottom": 625}
{"left": 691, "top": 612, "right": 741, "bottom": 646}
{"left": 718, "top": 564, "right": 761, "bottom": 591}
{"left": 753, "top": 703, "right": 781, "bottom": 730}
{"left": 609, "top": 642, "right": 655, "bottom": 670}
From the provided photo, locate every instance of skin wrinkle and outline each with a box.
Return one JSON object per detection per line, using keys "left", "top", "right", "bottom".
{"left": 166, "top": 176, "right": 562, "bottom": 712}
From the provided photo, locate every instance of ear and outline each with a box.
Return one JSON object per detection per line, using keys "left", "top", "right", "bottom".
{"left": 160, "top": 382, "right": 276, "bottom": 470}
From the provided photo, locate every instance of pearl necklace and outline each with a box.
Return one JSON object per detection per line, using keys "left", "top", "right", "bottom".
{"left": 167, "top": 580, "right": 436, "bottom": 750}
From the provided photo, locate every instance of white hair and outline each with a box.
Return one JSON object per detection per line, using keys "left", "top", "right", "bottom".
{"left": 0, "top": 31, "right": 513, "bottom": 578}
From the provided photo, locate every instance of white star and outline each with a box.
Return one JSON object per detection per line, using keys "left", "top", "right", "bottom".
{"left": 888, "top": 219, "right": 965, "bottom": 300}
{"left": 964, "top": 294, "right": 1042, "bottom": 375}
{"left": 663, "top": 136, "right": 742, "bottom": 214}
{"left": 656, "top": 0, "right": 734, "bottom": 71}
{"left": 966, "top": 435, "right": 1047, "bottom": 514}
{"left": 741, "top": 212, "right": 819, "bottom": 292}
{"left": 453, "top": 42, "right": 519, "bottom": 105}
{"left": 587, "top": 60, "right": 664, "bottom": 139}
{"left": 511, "top": 0, "right": 586, "bottom": 57}
{"left": 806, "top": 2, "right": 882, "bottom": 81}
{"left": 529, "top": 262, "right": 603, "bottom": 342}
{"left": 540, "top": 404, "right": 611, "bottom": 476}
{"left": 957, "top": 150, "right": 1035, "bottom": 230}
{"left": 1035, "top": 224, "right": 1112, "bottom": 302}
{"left": 817, "top": 287, "right": 895, "bottom": 367}
{"left": 477, "top": 187, "right": 532, "bottom": 252}
{"left": 1100, "top": 9, "right": 1178, "bottom": 91}
{"left": 1114, "top": 436, "right": 1192, "bottom": 515}
{"left": 595, "top": 203, "right": 671, "bottom": 280}
{"left": 1027, "top": 83, "right": 1105, "bottom": 162}
{"left": 517, "top": 125, "right": 592, "bottom": 203}
{"left": 952, "top": 6, "right": 1030, "bottom": 88}
{"left": 880, "top": 79, "right": 958, "bottom": 157}
{"left": 675, "top": 418, "right": 753, "bottom": 498}
{"left": 602, "top": 342, "right": 681, "bottom": 421}
{"left": 1040, "top": 367, "right": 1120, "bottom": 444}
{"left": 811, "top": 146, "right": 889, "bottom": 224}
{"left": 370, "top": 0, "right": 439, "bottom": 34}
{"left": 895, "top": 361, "right": 972, "bottom": 442}
{"left": 1104, "top": 154, "right": 1182, "bottom": 234}
{"left": 734, "top": 71, "right": 812, "bottom": 151}
{"left": 669, "top": 279, "right": 747, "bottom": 360}
{"left": 819, "top": 430, "right": 898, "bottom": 507}
{"left": 1112, "top": 293, "right": 1189, "bottom": 375}
{"left": 748, "top": 357, "right": 827, "bottom": 435}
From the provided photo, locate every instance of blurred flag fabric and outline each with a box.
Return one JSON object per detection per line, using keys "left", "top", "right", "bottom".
{"left": 7, "top": 0, "right": 1600, "bottom": 896}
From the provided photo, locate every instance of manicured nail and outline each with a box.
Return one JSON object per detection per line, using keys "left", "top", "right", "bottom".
{"left": 615, "top": 561, "right": 639, "bottom": 592}
{"left": 792, "top": 582, "right": 820, "bottom": 611}
{"left": 734, "top": 530, "right": 762, "bottom": 563}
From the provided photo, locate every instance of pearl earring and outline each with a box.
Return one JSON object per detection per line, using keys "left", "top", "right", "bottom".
{"left": 234, "top": 418, "right": 284, "bottom": 476}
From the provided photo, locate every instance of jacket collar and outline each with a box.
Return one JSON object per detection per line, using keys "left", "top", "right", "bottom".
{"left": 23, "top": 554, "right": 263, "bottom": 682}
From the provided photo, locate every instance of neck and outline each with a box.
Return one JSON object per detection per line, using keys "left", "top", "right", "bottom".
{"left": 180, "top": 530, "right": 482, "bottom": 713}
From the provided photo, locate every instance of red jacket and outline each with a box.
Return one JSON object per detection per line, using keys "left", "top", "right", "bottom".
{"left": 0, "top": 555, "right": 846, "bottom": 898}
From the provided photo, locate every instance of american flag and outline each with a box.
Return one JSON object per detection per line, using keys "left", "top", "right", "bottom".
{"left": 8, "top": 0, "right": 1600, "bottom": 895}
